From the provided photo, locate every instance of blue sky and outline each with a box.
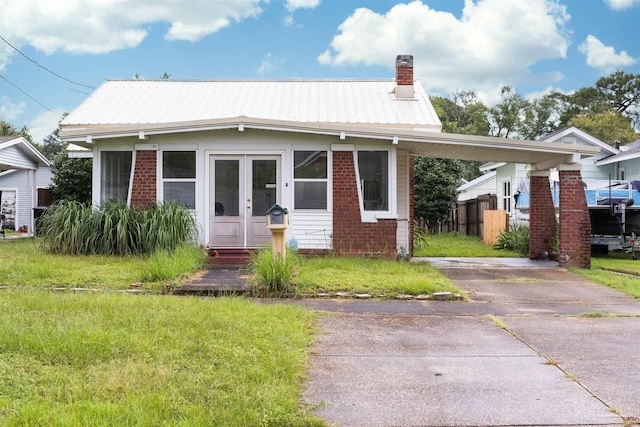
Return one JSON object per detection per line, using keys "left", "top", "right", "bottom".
{"left": 0, "top": 0, "right": 638, "bottom": 143}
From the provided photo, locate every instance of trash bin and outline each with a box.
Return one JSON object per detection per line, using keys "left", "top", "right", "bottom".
{"left": 33, "top": 207, "right": 50, "bottom": 236}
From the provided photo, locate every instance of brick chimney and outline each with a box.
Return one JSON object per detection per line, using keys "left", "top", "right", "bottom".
{"left": 395, "top": 54, "right": 414, "bottom": 99}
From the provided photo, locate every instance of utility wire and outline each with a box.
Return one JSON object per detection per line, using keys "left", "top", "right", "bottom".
{"left": 0, "top": 34, "right": 94, "bottom": 90}
{"left": 0, "top": 74, "right": 63, "bottom": 119}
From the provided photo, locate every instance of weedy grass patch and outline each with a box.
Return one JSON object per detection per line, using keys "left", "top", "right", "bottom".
{"left": 0, "top": 290, "right": 322, "bottom": 427}
{"left": 294, "top": 256, "right": 458, "bottom": 296}
{"left": 572, "top": 254, "right": 640, "bottom": 299}
{"left": 0, "top": 239, "right": 204, "bottom": 291}
{"left": 413, "top": 232, "right": 520, "bottom": 258}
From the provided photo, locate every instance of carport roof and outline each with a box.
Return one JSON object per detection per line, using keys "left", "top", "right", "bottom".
{"left": 59, "top": 116, "right": 600, "bottom": 168}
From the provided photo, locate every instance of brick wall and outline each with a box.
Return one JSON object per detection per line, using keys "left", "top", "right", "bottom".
{"left": 130, "top": 150, "right": 157, "bottom": 207}
{"left": 529, "top": 174, "right": 557, "bottom": 259}
{"left": 558, "top": 170, "right": 591, "bottom": 268}
{"left": 332, "top": 151, "right": 397, "bottom": 258}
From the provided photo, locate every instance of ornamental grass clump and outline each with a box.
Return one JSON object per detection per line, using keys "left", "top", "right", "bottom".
{"left": 40, "top": 200, "right": 196, "bottom": 256}
{"left": 495, "top": 225, "right": 530, "bottom": 257}
{"left": 250, "top": 248, "right": 298, "bottom": 295}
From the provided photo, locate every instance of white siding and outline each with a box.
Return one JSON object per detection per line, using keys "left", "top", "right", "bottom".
{"left": 396, "top": 151, "right": 409, "bottom": 252}
{"left": 36, "top": 167, "right": 53, "bottom": 188}
{"left": 0, "top": 170, "right": 31, "bottom": 230}
{"left": 0, "top": 145, "right": 37, "bottom": 170}
{"left": 289, "top": 213, "right": 332, "bottom": 250}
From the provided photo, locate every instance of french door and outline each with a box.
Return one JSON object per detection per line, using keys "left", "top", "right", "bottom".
{"left": 209, "top": 155, "right": 280, "bottom": 247}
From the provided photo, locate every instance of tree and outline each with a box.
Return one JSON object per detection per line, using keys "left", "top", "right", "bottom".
{"left": 568, "top": 112, "right": 638, "bottom": 145}
{"left": 413, "top": 157, "right": 466, "bottom": 225}
{"left": 50, "top": 151, "right": 92, "bottom": 204}
{"left": 431, "top": 90, "right": 490, "bottom": 136}
{"left": 0, "top": 120, "right": 34, "bottom": 144}
{"left": 38, "top": 113, "right": 68, "bottom": 161}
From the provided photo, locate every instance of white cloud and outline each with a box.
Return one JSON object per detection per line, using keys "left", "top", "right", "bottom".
{"left": 524, "top": 86, "right": 571, "bottom": 102}
{"left": 0, "top": 96, "right": 26, "bottom": 121}
{"left": 578, "top": 35, "right": 636, "bottom": 74}
{"left": 257, "top": 53, "right": 283, "bottom": 75}
{"left": 28, "top": 108, "right": 67, "bottom": 145}
{"left": 0, "top": 0, "right": 265, "bottom": 69}
{"left": 317, "top": 0, "right": 571, "bottom": 99}
{"left": 284, "top": 14, "right": 295, "bottom": 26}
{"left": 603, "top": 0, "right": 640, "bottom": 10}
{"left": 286, "top": 0, "right": 321, "bottom": 12}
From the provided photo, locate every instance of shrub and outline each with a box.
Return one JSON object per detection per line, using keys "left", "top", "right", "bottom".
{"left": 495, "top": 225, "right": 530, "bottom": 257}
{"left": 250, "top": 248, "right": 298, "bottom": 295}
{"left": 413, "top": 223, "right": 429, "bottom": 251}
{"left": 40, "top": 200, "right": 196, "bottom": 256}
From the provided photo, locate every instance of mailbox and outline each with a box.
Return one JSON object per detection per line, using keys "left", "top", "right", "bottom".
{"left": 266, "top": 204, "right": 289, "bottom": 229}
{"left": 266, "top": 204, "right": 289, "bottom": 258}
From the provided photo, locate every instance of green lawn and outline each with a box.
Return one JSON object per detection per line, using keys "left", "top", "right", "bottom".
{"left": 413, "top": 233, "right": 520, "bottom": 258}
{"left": 0, "top": 291, "right": 322, "bottom": 426}
{"left": 0, "top": 239, "right": 205, "bottom": 292}
{"left": 571, "top": 253, "right": 640, "bottom": 298}
{"left": 295, "top": 257, "right": 458, "bottom": 296}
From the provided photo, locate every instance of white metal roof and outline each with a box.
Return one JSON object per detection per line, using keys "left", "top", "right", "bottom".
{"left": 61, "top": 79, "right": 442, "bottom": 130}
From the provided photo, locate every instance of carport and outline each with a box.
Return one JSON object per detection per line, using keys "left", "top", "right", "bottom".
{"left": 392, "top": 129, "right": 599, "bottom": 268}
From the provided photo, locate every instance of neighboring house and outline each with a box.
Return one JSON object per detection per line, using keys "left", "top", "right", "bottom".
{"left": 457, "top": 171, "right": 496, "bottom": 202}
{"left": 58, "top": 55, "right": 598, "bottom": 259}
{"left": 0, "top": 136, "right": 52, "bottom": 234}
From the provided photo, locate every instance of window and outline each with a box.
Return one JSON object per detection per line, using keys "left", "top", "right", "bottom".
{"left": 101, "top": 151, "right": 132, "bottom": 202}
{"left": 357, "top": 151, "right": 388, "bottom": 211}
{"left": 618, "top": 168, "right": 626, "bottom": 181}
{"left": 502, "top": 180, "right": 511, "bottom": 212}
{"left": 294, "top": 151, "right": 327, "bottom": 210}
{"left": 163, "top": 151, "right": 196, "bottom": 209}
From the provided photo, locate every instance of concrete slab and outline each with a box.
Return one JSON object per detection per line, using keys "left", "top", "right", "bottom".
{"left": 506, "top": 316, "right": 640, "bottom": 419}
{"left": 337, "top": 300, "right": 433, "bottom": 315}
{"left": 305, "top": 315, "right": 621, "bottom": 427}
{"left": 416, "top": 257, "right": 559, "bottom": 269}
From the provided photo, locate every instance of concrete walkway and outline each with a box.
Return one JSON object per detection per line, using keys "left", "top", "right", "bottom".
{"left": 303, "top": 258, "right": 640, "bottom": 427}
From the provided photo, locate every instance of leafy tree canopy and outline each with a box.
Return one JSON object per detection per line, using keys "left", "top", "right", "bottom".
{"left": 568, "top": 112, "right": 638, "bottom": 145}
{"left": 413, "top": 157, "right": 466, "bottom": 224}
{"left": 0, "top": 120, "right": 34, "bottom": 144}
{"left": 50, "top": 151, "right": 92, "bottom": 204}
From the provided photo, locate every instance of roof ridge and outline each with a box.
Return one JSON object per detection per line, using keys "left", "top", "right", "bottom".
{"left": 105, "top": 78, "right": 403, "bottom": 83}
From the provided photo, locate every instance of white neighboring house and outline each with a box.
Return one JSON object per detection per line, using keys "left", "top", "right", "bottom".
{"left": 0, "top": 136, "right": 52, "bottom": 234}
{"left": 480, "top": 127, "right": 621, "bottom": 226}
{"left": 457, "top": 171, "right": 496, "bottom": 202}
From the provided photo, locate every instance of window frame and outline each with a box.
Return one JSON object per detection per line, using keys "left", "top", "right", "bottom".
{"left": 501, "top": 179, "right": 512, "bottom": 213}
{"left": 354, "top": 148, "right": 395, "bottom": 222}
{"left": 161, "top": 150, "right": 197, "bottom": 210}
{"left": 292, "top": 150, "right": 329, "bottom": 211}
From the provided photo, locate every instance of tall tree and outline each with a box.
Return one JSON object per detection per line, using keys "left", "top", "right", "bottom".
{"left": 568, "top": 112, "right": 638, "bottom": 145}
{"left": 38, "top": 113, "right": 68, "bottom": 161}
{"left": 0, "top": 120, "right": 34, "bottom": 144}
{"left": 413, "top": 157, "right": 466, "bottom": 225}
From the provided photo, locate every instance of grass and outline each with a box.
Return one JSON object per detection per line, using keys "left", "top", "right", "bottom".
{"left": 413, "top": 232, "right": 520, "bottom": 258}
{"left": 0, "top": 290, "right": 322, "bottom": 427}
{"left": 294, "top": 257, "right": 458, "bottom": 296}
{"left": 570, "top": 252, "right": 640, "bottom": 299}
{"left": 0, "top": 239, "right": 205, "bottom": 292}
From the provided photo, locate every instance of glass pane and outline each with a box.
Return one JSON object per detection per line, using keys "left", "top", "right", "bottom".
{"left": 163, "top": 152, "right": 196, "bottom": 178}
{"left": 294, "top": 151, "right": 327, "bottom": 179}
{"left": 252, "top": 159, "right": 277, "bottom": 217}
{"left": 164, "top": 182, "right": 195, "bottom": 209}
{"left": 295, "top": 182, "right": 327, "bottom": 209}
{"left": 214, "top": 160, "right": 239, "bottom": 216}
{"left": 101, "top": 151, "right": 132, "bottom": 202}
{"left": 358, "top": 151, "right": 388, "bottom": 211}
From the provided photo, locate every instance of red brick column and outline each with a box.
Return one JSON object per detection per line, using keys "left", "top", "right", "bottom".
{"left": 130, "top": 150, "right": 157, "bottom": 207}
{"left": 529, "top": 171, "right": 557, "bottom": 259}
{"left": 332, "top": 151, "right": 397, "bottom": 258}
{"left": 558, "top": 168, "right": 591, "bottom": 268}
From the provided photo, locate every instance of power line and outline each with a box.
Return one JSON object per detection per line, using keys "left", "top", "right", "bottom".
{"left": 0, "top": 34, "right": 94, "bottom": 90}
{"left": 0, "top": 74, "right": 63, "bottom": 119}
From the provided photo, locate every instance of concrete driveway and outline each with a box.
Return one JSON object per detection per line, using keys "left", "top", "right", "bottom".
{"left": 303, "top": 259, "right": 640, "bottom": 427}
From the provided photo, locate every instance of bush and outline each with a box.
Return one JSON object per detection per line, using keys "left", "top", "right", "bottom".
{"left": 495, "top": 225, "right": 530, "bottom": 257}
{"left": 250, "top": 248, "right": 298, "bottom": 295}
{"left": 40, "top": 200, "right": 196, "bottom": 256}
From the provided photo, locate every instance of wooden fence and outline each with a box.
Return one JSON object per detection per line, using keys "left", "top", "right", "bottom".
{"left": 417, "top": 194, "right": 498, "bottom": 237}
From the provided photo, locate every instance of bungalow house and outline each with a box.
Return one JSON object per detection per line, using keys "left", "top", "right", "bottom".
{"left": 59, "top": 55, "right": 599, "bottom": 266}
{"left": 0, "top": 136, "right": 52, "bottom": 235}
{"left": 457, "top": 171, "right": 496, "bottom": 202}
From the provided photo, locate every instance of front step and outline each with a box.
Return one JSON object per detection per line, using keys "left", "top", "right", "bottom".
{"left": 207, "top": 248, "right": 254, "bottom": 267}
